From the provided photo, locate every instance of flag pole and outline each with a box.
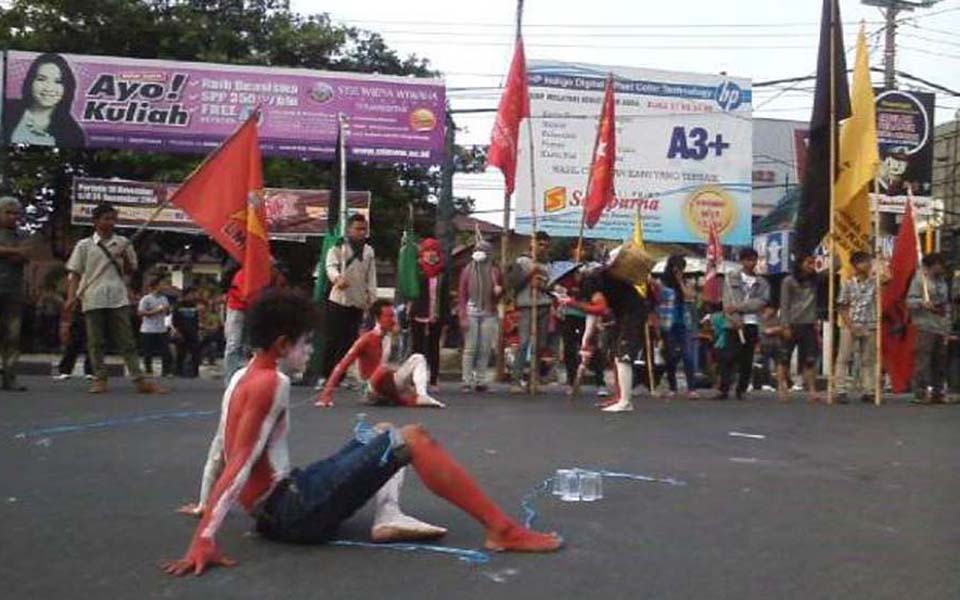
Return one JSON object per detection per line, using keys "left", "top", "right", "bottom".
{"left": 826, "top": 0, "right": 838, "bottom": 406}
{"left": 338, "top": 112, "right": 348, "bottom": 232}
{"left": 576, "top": 76, "right": 607, "bottom": 263}
{"left": 527, "top": 117, "right": 540, "bottom": 395}
{"left": 874, "top": 178, "right": 883, "bottom": 406}
{"left": 906, "top": 185, "right": 929, "bottom": 302}
{"left": 496, "top": 0, "right": 524, "bottom": 383}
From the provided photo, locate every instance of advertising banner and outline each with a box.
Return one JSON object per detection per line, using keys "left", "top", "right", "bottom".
{"left": 71, "top": 177, "right": 370, "bottom": 238}
{"left": 514, "top": 60, "right": 753, "bottom": 245}
{"left": 874, "top": 88, "right": 935, "bottom": 199}
{"left": 4, "top": 51, "right": 445, "bottom": 164}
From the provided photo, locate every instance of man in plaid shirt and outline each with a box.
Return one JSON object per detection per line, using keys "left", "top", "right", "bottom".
{"left": 835, "top": 251, "right": 881, "bottom": 404}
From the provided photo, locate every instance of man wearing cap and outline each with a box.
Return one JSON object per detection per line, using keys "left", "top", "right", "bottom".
{"left": 0, "top": 196, "right": 28, "bottom": 391}
{"left": 63, "top": 202, "right": 164, "bottom": 394}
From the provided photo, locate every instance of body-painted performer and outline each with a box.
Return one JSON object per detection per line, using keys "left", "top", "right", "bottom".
{"left": 561, "top": 262, "right": 649, "bottom": 413}
{"left": 179, "top": 387, "right": 445, "bottom": 542}
{"left": 163, "top": 290, "right": 561, "bottom": 576}
{"left": 316, "top": 300, "right": 445, "bottom": 408}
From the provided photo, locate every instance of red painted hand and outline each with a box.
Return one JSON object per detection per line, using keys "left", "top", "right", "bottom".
{"left": 162, "top": 537, "right": 235, "bottom": 577}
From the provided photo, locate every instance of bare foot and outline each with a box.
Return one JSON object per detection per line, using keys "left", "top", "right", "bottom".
{"left": 484, "top": 524, "right": 563, "bottom": 553}
{"left": 416, "top": 395, "right": 446, "bottom": 408}
{"left": 372, "top": 517, "right": 448, "bottom": 543}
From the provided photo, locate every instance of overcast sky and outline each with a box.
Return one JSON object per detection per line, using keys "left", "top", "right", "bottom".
{"left": 291, "top": 0, "right": 960, "bottom": 221}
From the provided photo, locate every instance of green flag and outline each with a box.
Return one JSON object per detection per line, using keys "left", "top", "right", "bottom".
{"left": 396, "top": 207, "right": 420, "bottom": 302}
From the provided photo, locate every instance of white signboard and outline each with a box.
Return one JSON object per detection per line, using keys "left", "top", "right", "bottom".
{"left": 514, "top": 60, "right": 753, "bottom": 245}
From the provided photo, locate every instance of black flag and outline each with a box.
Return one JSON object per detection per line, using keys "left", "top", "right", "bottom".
{"left": 795, "top": 0, "right": 851, "bottom": 258}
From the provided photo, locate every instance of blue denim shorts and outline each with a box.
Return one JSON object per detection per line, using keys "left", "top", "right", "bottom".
{"left": 255, "top": 432, "right": 407, "bottom": 544}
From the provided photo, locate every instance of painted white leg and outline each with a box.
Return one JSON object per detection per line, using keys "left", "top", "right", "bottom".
{"left": 602, "top": 360, "right": 635, "bottom": 413}
{"left": 371, "top": 468, "right": 448, "bottom": 542}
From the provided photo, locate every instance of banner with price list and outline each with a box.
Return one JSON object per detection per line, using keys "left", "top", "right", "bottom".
{"left": 3, "top": 50, "right": 445, "bottom": 164}
{"left": 513, "top": 60, "right": 753, "bottom": 245}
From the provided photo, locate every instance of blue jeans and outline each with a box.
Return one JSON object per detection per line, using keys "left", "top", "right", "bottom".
{"left": 223, "top": 308, "right": 248, "bottom": 385}
{"left": 255, "top": 432, "right": 407, "bottom": 544}
{"left": 662, "top": 325, "right": 696, "bottom": 392}
{"left": 462, "top": 313, "right": 498, "bottom": 385}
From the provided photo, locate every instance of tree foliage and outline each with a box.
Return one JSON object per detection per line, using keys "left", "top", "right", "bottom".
{"left": 0, "top": 0, "right": 474, "bottom": 284}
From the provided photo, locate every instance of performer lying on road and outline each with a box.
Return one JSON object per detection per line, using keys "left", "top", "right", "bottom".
{"left": 316, "top": 300, "right": 445, "bottom": 408}
{"left": 163, "top": 290, "right": 561, "bottom": 577}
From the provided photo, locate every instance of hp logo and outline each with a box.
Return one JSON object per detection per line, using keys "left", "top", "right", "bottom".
{"left": 715, "top": 81, "right": 743, "bottom": 111}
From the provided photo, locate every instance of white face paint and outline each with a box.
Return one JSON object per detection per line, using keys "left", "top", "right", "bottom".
{"left": 472, "top": 251, "right": 487, "bottom": 262}
{"left": 279, "top": 334, "right": 313, "bottom": 375}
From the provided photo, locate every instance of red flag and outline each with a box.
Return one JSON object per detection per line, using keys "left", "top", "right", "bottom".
{"left": 488, "top": 37, "right": 529, "bottom": 196}
{"left": 881, "top": 199, "right": 918, "bottom": 393}
{"left": 583, "top": 75, "right": 616, "bottom": 229}
{"left": 703, "top": 221, "right": 723, "bottom": 303}
{"left": 170, "top": 112, "right": 272, "bottom": 301}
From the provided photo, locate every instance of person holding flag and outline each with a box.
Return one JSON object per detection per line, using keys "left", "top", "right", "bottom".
{"left": 168, "top": 110, "right": 273, "bottom": 387}
{"left": 908, "top": 253, "right": 952, "bottom": 404}
{"left": 63, "top": 203, "right": 165, "bottom": 395}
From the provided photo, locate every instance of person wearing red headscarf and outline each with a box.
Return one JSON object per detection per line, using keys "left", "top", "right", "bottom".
{"left": 408, "top": 238, "right": 446, "bottom": 390}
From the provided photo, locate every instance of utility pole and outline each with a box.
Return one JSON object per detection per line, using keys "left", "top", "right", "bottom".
{"left": 863, "top": 0, "right": 944, "bottom": 89}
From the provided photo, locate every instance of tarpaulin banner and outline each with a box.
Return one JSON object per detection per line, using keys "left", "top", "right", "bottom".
{"left": 4, "top": 51, "right": 445, "bottom": 164}
{"left": 71, "top": 177, "right": 369, "bottom": 238}
{"left": 513, "top": 60, "right": 753, "bottom": 245}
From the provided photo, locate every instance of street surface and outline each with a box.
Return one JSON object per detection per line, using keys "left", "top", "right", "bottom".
{"left": 1, "top": 377, "right": 957, "bottom": 599}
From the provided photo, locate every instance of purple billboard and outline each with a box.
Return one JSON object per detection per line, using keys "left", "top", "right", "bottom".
{"left": 3, "top": 51, "right": 446, "bottom": 164}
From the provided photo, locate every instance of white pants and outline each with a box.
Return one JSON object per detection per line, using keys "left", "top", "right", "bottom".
{"left": 394, "top": 353, "right": 429, "bottom": 397}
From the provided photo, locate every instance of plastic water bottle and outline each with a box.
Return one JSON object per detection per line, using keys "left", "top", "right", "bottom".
{"left": 354, "top": 412, "right": 377, "bottom": 444}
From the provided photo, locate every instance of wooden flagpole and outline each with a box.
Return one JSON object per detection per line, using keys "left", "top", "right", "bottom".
{"left": 575, "top": 78, "right": 606, "bottom": 264}
{"left": 527, "top": 116, "right": 540, "bottom": 395}
{"left": 874, "top": 178, "right": 883, "bottom": 406}
{"left": 826, "top": 0, "right": 838, "bottom": 405}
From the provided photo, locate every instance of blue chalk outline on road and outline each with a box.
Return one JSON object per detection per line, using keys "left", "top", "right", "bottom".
{"left": 13, "top": 408, "right": 221, "bottom": 438}
{"left": 521, "top": 469, "right": 687, "bottom": 529}
{"left": 330, "top": 540, "right": 490, "bottom": 565}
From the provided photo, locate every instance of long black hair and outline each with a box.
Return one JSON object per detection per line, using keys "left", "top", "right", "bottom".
{"left": 664, "top": 254, "right": 687, "bottom": 302}
{"left": 3, "top": 53, "right": 85, "bottom": 147}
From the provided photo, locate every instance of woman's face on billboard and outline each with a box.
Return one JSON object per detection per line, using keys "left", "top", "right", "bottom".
{"left": 31, "top": 62, "right": 65, "bottom": 109}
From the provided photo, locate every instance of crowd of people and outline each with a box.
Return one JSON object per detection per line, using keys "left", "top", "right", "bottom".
{"left": 0, "top": 197, "right": 957, "bottom": 407}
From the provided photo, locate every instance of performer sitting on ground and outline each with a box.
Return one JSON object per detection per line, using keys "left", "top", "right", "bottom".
{"left": 178, "top": 379, "right": 446, "bottom": 542}
{"left": 163, "top": 290, "right": 562, "bottom": 577}
{"left": 561, "top": 257, "right": 650, "bottom": 413}
{"left": 316, "top": 299, "right": 445, "bottom": 408}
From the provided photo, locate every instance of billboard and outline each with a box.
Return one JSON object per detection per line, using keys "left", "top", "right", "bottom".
{"left": 3, "top": 51, "right": 445, "bottom": 164}
{"left": 874, "top": 88, "right": 935, "bottom": 199}
{"left": 513, "top": 60, "right": 753, "bottom": 245}
{"left": 71, "top": 177, "right": 370, "bottom": 238}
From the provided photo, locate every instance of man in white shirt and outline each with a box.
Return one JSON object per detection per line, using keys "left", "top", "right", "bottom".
{"left": 64, "top": 203, "right": 164, "bottom": 394}
{"left": 319, "top": 214, "right": 377, "bottom": 384}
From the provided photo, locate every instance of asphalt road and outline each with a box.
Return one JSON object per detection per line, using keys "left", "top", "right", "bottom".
{"left": 1, "top": 377, "right": 958, "bottom": 599}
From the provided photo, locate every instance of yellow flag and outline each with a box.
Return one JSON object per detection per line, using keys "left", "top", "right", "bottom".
{"left": 632, "top": 208, "right": 647, "bottom": 297}
{"left": 834, "top": 25, "right": 880, "bottom": 279}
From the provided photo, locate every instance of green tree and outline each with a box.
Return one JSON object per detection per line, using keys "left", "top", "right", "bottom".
{"left": 0, "top": 0, "right": 475, "bottom": 285}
